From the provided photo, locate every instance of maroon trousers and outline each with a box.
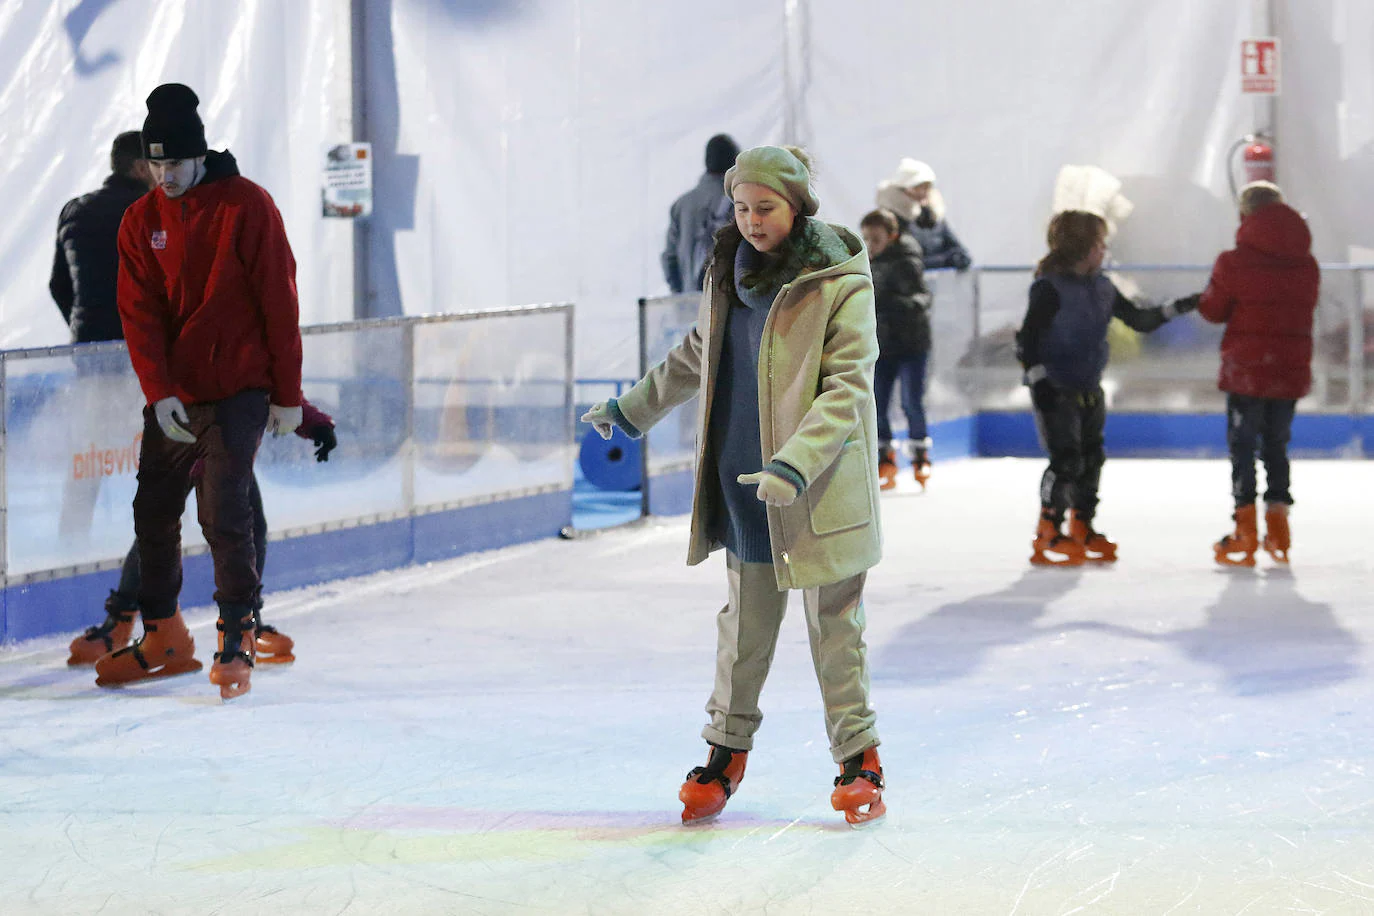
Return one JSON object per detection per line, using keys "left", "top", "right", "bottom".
{"left": 132, "top": 389, "right": 269, "bottom": 620}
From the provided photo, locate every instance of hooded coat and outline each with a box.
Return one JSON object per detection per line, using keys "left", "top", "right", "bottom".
{"left": 117, "top": 149, "right": 303, "bottom": 409}
{"left": 1197, "top": 203, "right": 1319, "bottom": 400}
{"left": 616, "top": 222, "right": 882, "bottom": 590}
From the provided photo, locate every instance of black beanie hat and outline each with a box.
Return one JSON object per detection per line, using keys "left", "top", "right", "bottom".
{"left": 142, "top": 83, "right": 207, "bottom": 161}
{"left": 705, "top": 134, "right": 740, "bottom": 174}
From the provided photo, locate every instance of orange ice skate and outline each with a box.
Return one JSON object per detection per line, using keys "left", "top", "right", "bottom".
{"left": 68, "top": 591, "right": 139, "bottom": 666}
{"left": 831, "top": 747, "right": 886, "bottom": 828}
{"left": 877, "top": 447, "right": 898, "bottom": 492}
{"left": 679, "top": 744, "right": 748, "bottom": 825}
{"left": 1214, "top": 503, "right": 1258, "bottom": 567}
{"left": 94, "top": 608, "right": 202, "bottom": 686}
{"left": 1068, "top": 511, "right": 1118, "bottom": 563}
{"left": 1262, "top": 502, "right": 1290, "bottom": 564}
{"left": 208, "top": 610, "right": 256, "bottom": 700}
{"left": 1030, "top": 511, "right": 1085, "bottom": 567}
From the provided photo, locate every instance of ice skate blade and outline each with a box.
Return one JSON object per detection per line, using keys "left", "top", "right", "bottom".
{"left": 1030, "top": 551, "right": 1085, "bottom": 567}
{"left": 1214, "top": 550, "right": 1256, "bottom": 568}
{"left": 253, "top": 653, "right": 295, "bottom": 665}
{"left": 680, "top": 809, "right": 722, "bottom": 826}
{"left": 95, "top": 658, "right": 203, "bottom": 688}
{"left": 841, "top": 799, "right": 887, "bottom": 828}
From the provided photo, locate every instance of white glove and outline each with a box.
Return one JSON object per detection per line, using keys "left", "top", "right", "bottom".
{"left": 268, "top": 404, "right": 303, "bottom": 437}
{"left": 153, "top": 396, "right": 196, "bottom": 444}
{"left": 737, "top": 470, "right": 799, "bottom": 507}
{"left": 580, "top": 401, "right": 615, "bottom": 440}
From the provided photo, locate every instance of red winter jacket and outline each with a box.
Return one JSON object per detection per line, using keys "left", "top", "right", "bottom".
{"left": 1197, "top": 203, "right": 1319, "bottom": 400}
{"left": 117, "top": 150, "right": 303, "bottom": 408}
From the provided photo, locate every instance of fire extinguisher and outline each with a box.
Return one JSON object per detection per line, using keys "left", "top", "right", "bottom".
{"left": 1227, "top": 133, "right": 1275, "bottom": 201}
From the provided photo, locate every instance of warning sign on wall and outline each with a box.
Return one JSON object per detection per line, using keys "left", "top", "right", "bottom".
{"left": 322, "top": 143, "right": 373, "bottom": 218}
{"left": 1241, "top": 38, "right": 1280, "bottom": 95}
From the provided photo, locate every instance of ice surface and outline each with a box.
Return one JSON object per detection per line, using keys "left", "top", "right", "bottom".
{"left": 2, "top": 458, "right": 1373, "bottom": 914}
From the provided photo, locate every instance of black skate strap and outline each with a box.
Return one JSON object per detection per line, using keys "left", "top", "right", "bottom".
{"left": 685, "top": 765, "right": 736, "bottom": 799}
{"left": 214, "top": 617, "right": 257, "bottom": 667}
{"left": 685, "top": 746, "right": 740, "bottom": 797}
{"left": 834, "top": 768, "right": 885, "bottom": 790}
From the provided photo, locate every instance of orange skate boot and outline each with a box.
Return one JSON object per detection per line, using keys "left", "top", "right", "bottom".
{"left": 1262, "top": 502, "right": 1291, "bottom": 563}
{"left": 1068, "top": 511, "right": 1118, "bottom": 563}
{"left": 253, "top": 608, "right": 295, "bottom": 664}
{"left": 68, "top": 591, "right": 139, "bottom": 666}
{"left": 911, "top": 440, "right": 932, "bottom": 490}
{"left": 208, "top": 608, "right": 256, "bottom": 700}
{"left": 831, "top": 747, "right": 886, "bottom": 828}
{"left": 679, "top": 744, "right": 748, "bottom": 825}
{"left": 877, "top": 446, "right": 898, "bottom": 491}
{"left": 1214, "top": 503, "right": 1258, "bottom": 567}
{"left": 1030, "top": 510, "right": 1085, "bottom": 567}
{"left": 94, "top": 608, "right": 202, "bottom": 686}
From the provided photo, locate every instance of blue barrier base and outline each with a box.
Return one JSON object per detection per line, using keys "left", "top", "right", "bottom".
{"left": 1, "top": 488, "right": 572, "bottom": 644}
{"left": 975, "top": 411, "right": 1372, "bottom": 459}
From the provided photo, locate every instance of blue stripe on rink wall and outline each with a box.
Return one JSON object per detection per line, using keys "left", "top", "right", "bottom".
{"left": 0, "top": 489, "right": 572, "bottom": 644}
{"left": 975, "top": 411, "right": 1370, "bottom": 458}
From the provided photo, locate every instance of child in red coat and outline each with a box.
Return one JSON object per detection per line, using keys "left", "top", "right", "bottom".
{"left": 1197, "top": 181, "right": 1319, "bottom": 565}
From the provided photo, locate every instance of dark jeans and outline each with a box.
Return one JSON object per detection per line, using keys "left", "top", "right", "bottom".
{"left": 874, "top": 350, "right": 929, "bottom": 446}
{"left": 118, "top": 474, "right": 268, "bottom": 611}
{"left": 133, "top": 389, "right": 269, "bottom": 620}
{"left": 1226, "top": 394, "right": 1295, "bottom": 507}
{"left": 1033, "top": 385, "right": 1106, "bottom": 521}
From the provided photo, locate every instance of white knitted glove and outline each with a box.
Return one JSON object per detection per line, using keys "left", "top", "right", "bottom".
{"left": 580, "top": 402, "right": 615, "bottom": 440}
{"left": 267, "top": 404, "right": 303, "bottom": 437}
{"left": 153, "top": 396, "right": 196, "bottom": 444}
{"left": 737, "top": 470, "right": 799, "bottom": 507}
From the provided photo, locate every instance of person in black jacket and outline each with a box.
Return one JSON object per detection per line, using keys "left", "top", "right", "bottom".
{"left": 1016, "top": 210, "right": 1197, "bottom": 566}
{"left": 50, "top": 131, "right": 154, "bottom": 342}
{"left": 860, "top": 208, "right": 933, "bottom": 489}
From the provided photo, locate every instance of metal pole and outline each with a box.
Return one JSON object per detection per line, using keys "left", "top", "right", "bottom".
{"left": 401, "top": 320, "right": 415, "bottom": 516}
{"left": 351, "top": 0, "right": 373, "bottom": 319}
{"left": 1351, "top": 270, "right": 1366, "bottom": 428}
{"left": 1254, "top": 0, "right": 1278, "bottom": 179}
{"left": 637, "top": 298, "right": 649, "bottom": 517}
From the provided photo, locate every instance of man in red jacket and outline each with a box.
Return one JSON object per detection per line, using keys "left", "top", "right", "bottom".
{"left": 97, "top": 83, "right": 304, "bottom": 700}
{"left": 1198, "top": 181, "right": 1319, "bottom": 567}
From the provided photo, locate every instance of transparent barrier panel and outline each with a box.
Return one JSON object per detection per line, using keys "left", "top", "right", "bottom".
{"left": 255, "top": 323, "right": 410, "bottom": 532}
{"left": 641, "top": 294, "right": 700, "bottom": 475}
{"left": 411, "top": 309, "right": 573, "bottom": 507}
{"left": 924, "top": 269, "right": 979, "bottom": 423}
{"left": 970, "top": 267, "right": 1223, "bottom": 413}
{"left": 2, "top": 347, "right": 163, "bottom": 576}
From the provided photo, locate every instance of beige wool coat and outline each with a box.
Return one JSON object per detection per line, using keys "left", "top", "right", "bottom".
{"left": 617, "top": 224, "right": 882, "bottom": 590}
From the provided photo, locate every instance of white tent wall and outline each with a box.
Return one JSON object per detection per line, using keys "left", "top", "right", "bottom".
{"left": 372, "top": 1, "right": 1291, "bottom": 376}
{"left": 0, "top": 0, "right": 353, "bottom": 348}
{"left": 371, "top": 0, "right": 786, "bottom": 375}
{"left": 804, "top": 0, "right": 1254, "bottom": 269}
{"left": 1276, "top": 0, "right": 1374, "bottom": 263}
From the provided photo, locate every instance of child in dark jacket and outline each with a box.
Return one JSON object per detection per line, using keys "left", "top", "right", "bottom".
{"left": 1198, "top": 181, "right": 1319, "bottom": 566}
{"left": 1016, "top": 210, "right": 1196, "bottom": 565}
{"left": 860, "top": 208, "right": 934, "bottom": 489}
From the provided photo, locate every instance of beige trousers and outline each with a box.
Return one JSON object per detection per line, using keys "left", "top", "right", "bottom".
{"left": 701, "top": 552, "right": 879, "bottom": 764}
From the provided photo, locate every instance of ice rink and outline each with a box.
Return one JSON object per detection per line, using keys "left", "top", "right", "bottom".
{"left": 2, "top": 456, "right": 1373, "bottom": 915}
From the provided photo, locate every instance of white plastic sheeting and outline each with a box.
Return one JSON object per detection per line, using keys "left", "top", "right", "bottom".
{"left": 374, "top": 0, "right": 1265, "bottom": 374}
{"left": 0, "top": 0, "right": 353, "bottom": 348}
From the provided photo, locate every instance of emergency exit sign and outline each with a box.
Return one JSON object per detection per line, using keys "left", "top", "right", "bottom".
{"left": 1241, "top": 38, "right": 1280, "bottom": 94}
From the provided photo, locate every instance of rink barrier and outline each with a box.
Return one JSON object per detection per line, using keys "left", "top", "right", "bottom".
{"left": 0, "top": 305, "right": 576, "bottom": 644}
{"left": 632, "top": 263, "right": 1374, "bottom": 518}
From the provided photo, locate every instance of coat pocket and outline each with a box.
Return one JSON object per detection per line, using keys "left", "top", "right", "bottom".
{"left": 806, "top": 439, "right": 873, "bottom": 536}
